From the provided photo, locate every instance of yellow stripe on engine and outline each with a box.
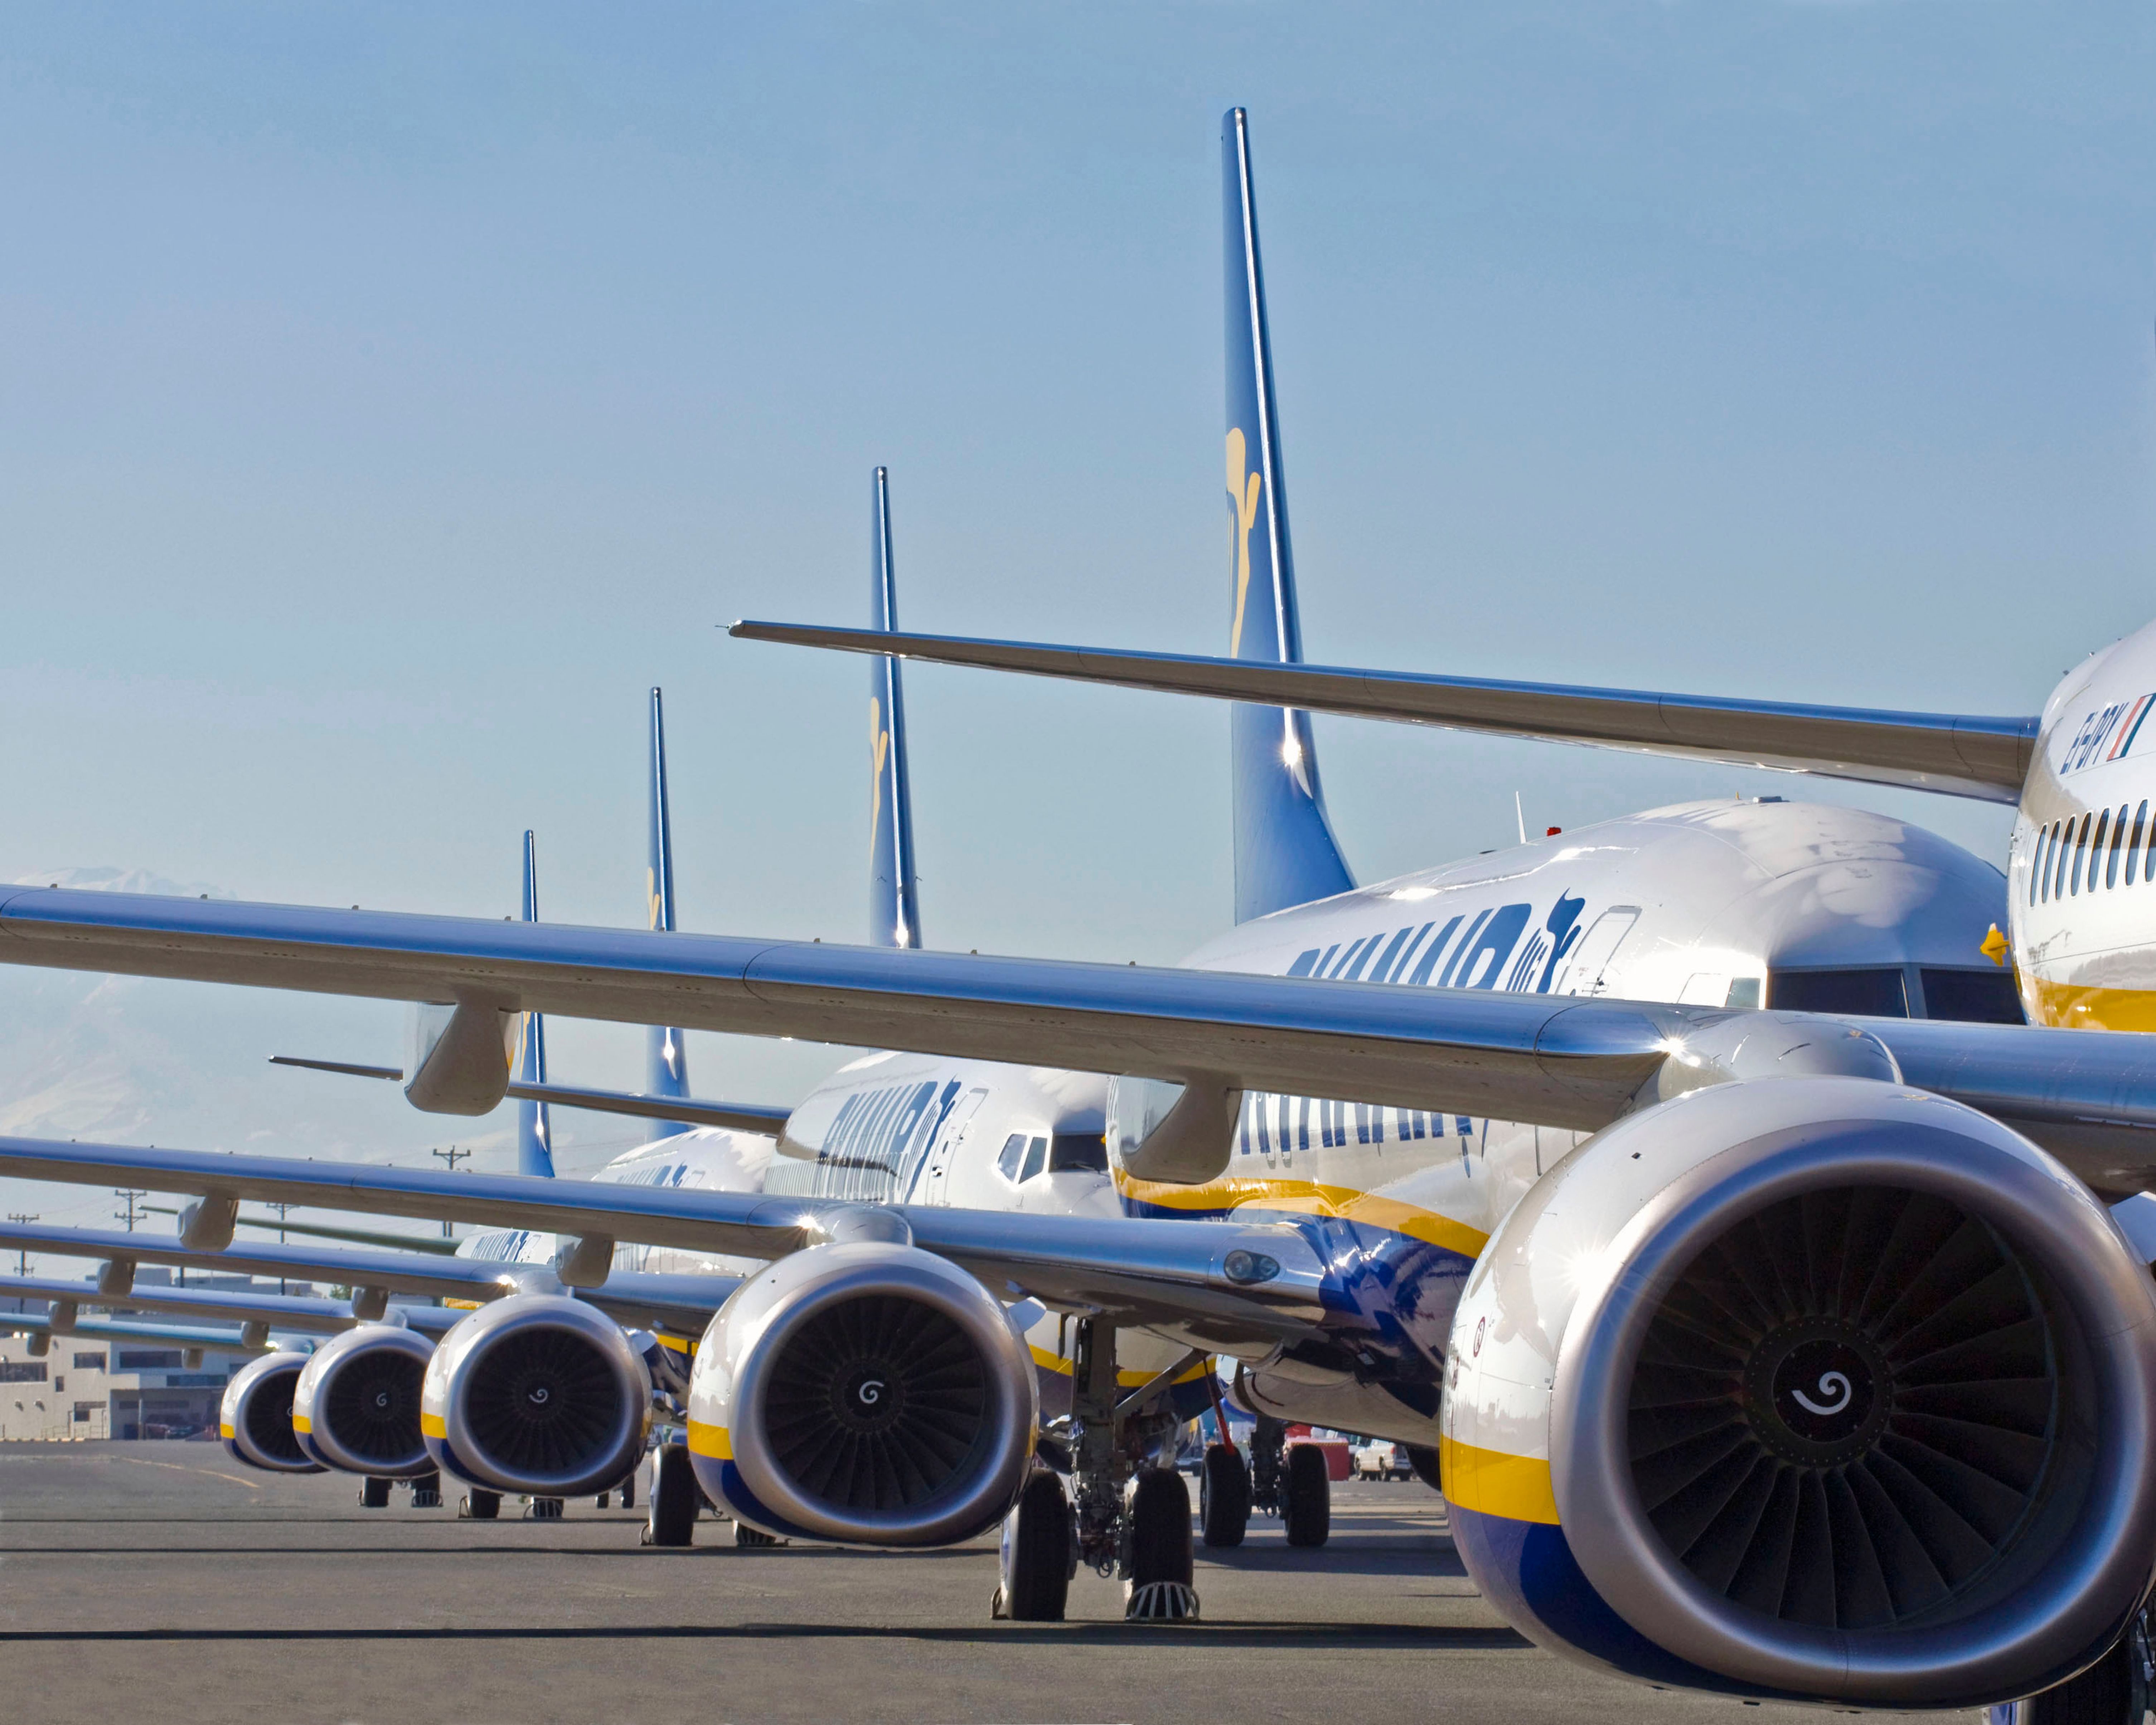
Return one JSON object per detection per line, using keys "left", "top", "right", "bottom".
{"left": 687, "top": 1420, "right": 732, "bottom": 1461}
{"left": 218, "top": 1423, "right": 235, "bottom": 1440}
{"left": 442, "top": 1298, "right": 484, "bottom": 1311}
{"left": 291, "top": 1415, "right": 311, "bottom": 1434}
{"left": 420, "top": 1412, "right": 446, "bottom": 1439}
{"left": 1114, "top": 1171, "right": 1489, "bottom": 1260}
{"left": 1439, "top": 1434, "right": 1559, "bottom": 1525}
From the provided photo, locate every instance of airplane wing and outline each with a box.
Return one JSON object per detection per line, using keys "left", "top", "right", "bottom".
{"left": 728, "top": 621, "right": 2039, "bottom": 803}
{"left": 270, "top": 1055, "right": 792, "bottom": 1136}
{"left": 0, "top": 1272, "right": 464, "bottom": 1336}
{"left": 0, "top": 1214, "right": 741, "bottom": 1337}
{"left": 0, "top": 1309, "right": 268, "bottom": 1353}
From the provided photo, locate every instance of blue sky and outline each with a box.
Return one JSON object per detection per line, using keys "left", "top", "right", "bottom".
{"left": 1, "top": 4, "right": 2153, "bottom": 1219}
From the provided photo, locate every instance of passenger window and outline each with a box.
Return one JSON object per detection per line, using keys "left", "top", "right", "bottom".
{"left": 1019, "top": 1135, "right": 1049, "bottom": 1182}
{"left": 1919, "top": 968, "right": 2025, "bottom": 1025}
{"left": 2132, "top": 802, "right": 2150, "bottom": 887}
{"left": 2071, "top": 813, "right": 2091, "bottom": 896}
{"left": 996, "top": 1133, "right": 1027, "bottom": 1182}
{"left": 2050, "top": 818, "right": 2068, "bottom": 902}
{"left": 1768, "top": 968, "right": 1909, "bottom": 1017}
{"left": 2110, "top": 805, "right": 2130, "bottom": 888}
{"left": 2093, "top": 810, "right": 2112, "bottom": 890}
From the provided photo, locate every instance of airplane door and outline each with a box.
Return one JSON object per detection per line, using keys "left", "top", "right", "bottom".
{"left": 1557, "top": 907, "right": 1639, "bottom": 996}
{"left": 911, "top": 1087, "right": 988, "bottom": 1206}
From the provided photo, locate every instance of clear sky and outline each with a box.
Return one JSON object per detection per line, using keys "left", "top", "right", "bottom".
{"left": 1, "top": 4, "right": 2153, "bottom": 1230}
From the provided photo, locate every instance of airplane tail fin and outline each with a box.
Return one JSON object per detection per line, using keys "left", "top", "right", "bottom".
{"left": 644, "top": 688, "right": 693, "bottom": 1140}
{"left": 868, "top": 467, "right": 924, "bottom": 948}
{"left": 1223, "top": 106, "right": 1354, "bottom": 923}
{"left": 514, "top": 830, "right": 557, "bottom": 1177}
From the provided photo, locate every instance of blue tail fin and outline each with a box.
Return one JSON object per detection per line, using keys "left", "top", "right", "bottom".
{"left": 868, "top": 466, "right": 923, "bottom": 949}
{"left": 644, "top": 687, "right": 693, "bottom": 1140}
{"left": 514, "top": 830, "right": 556, "bottom": 1177}
{"left": 1223, "top": 107, "right": 1354, "bottom": 924}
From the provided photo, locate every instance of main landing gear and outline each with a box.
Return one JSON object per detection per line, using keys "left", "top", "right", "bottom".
{"left": 643, "top": 1443, "right": 698, "bottom": 1548}
{"left": 995, "top": 1319, "right": 1201, "bottom": 1623}
{"left": 1994, "top": 1606, "right": 2155, "bottom": 1725}
{"left": 1245, "top": 1414, "right": 1330, "bottom": 1548}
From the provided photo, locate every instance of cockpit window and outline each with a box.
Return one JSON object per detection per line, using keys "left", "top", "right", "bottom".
{"left": 996, "top": 1133, "right": 1027, "bottom": 1182}
{"left": 1019, "top": 1135, "right": 1049, "bottom": 1183}
{"left": 1767, "top": 968, "right": 1909, "bottom": 1018}
{"left": 1919, "top": 968, "right": 2025, "bottom": 1025}
{"left": 1047, "top": 1134, "right": 1108, "bottom": 1174}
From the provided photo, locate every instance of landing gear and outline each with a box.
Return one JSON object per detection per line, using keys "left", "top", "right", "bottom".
{"left": 1125, "top": 1468, "right": 1198, "bottom": 1620}
{"left": 527, "top": 1497, "right": 565, "bottom": 1520}
{"left": 993, "top": 1469, "right": 1072, "bottom": 1621}
{"left": 410, "top": 1470, "right": 442, "bottom": 1509}
{"left": 733, "top": 1522, "right": 781, "bottom": 1547}
{"left": 1249, "top": 1415, "right": 1286, "bottom": 1516}
{"left": 1051, "top": 1318, "right": 1201, "bottom": 1623}
{"left": 459, "top": 1490, "right": 501, "bottom": 1520}
{"left": 642, "top": 1444, "right": 697, "bottom": 1548}
{"left": 1282, "top": 1443, "right": 1332, "bottom": 1548}
{"left": 1198, "top": 1443, "right": 1250, "bottom": 1548}
{"left": 1403, "top": 1443, "right": 1442, "bottom": 1493}
{"left": 1997, "top": 1608, "right": 2153, "bottom": 1725}
{"left": 618, "top": 1471, "right": 635, "bottom": 1510}
{"left": 359, "top": 1476, "right": 391, "bottom": 1509}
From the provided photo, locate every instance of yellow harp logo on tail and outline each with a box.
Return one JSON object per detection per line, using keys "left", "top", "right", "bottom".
{"left": 869, "top": 696, "right": 891, "bottom": 863}
{"left": 1227, "top": 427, "right": 1263, "bottom": 655}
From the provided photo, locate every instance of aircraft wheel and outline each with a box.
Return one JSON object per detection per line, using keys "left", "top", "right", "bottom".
{"left": 1403, "top": 1444, "right": 1442, "bottom": 1493}
{"left": 1282, "top": 1444, "right": 1331, "bottom": 1548}
{"left": 994, "top": 1470, "right": 1071, "bottom": 1621}
{"left": 528, "top": 1497, "right": 565, "bottom": 1520}
{"left": 1124, "top": 1468, "right": 1198, "bottom": 1620}
{"left": 411, "top": 1470, "right": 442, "bottom": 1509}
{"left": 594, "top": 1492, "right": 610, "bottom": 1509}
{"left": 618, "top": 1471, "right": 635, "bottom": 1510}
{"left": 460, "top": 1490, "right": 501, "bottom": 1520}
{"left": 359, "top": 1476, "right": 391, "bottom": 1509}
{"left": 2005, "top": 1609, "right": 2151, "bottom": 1725}
{"left": 734, "top": 1521, "right": 781, "bottom": 1547}
{"left": 643, "top": 1444, "right": 697, "bottom": 1548}
{"left": 1198, "top": 1443, "right": 1249, "bottom": 1548}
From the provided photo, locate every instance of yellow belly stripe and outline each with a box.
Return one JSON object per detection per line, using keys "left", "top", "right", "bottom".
{"left": 1114, "top": 1171, "right": 1489, "bottom": 1259}
{"left": 1026, "top": 1345, "right": 1212, "bottom": 1387}
{"left": 687, "top": 1420, "right": 732, "bottom": 1461}
{"left": 2026, "top": 978, "right": 2156, "bottom": 1033}
{"left": 1440, "top": 1434, "right": 1559, "bottom": 1525}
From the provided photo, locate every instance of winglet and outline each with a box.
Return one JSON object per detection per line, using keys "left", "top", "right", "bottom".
{"left": 869, "top": 467, "right": 924, "bottom": 949}
{"left": 515, "top": 830, "right": 556, "bottom": 1178}
{"left": 645, "top": 687, "right": 694, "bottom": 1140}
{"left": 1223, "top": 107, "right": 1353, "bottom": 922}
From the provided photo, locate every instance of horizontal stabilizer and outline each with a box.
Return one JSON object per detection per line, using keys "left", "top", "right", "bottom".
{"left": 729, "top": 621, "right": 2038, "bottom": 803}
{"left": 272, "top": 1054, "right": 791, "bottom": 1136}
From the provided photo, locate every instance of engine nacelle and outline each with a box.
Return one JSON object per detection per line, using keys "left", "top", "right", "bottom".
{"left": 219, "top": 1351, "right": 325, "bottom": 1474}
{"left": 1442, "top": 1075, "right": 2156, "bottom": 1709}
{"left": 687, "top": 1241, "right": 1037, "bottom": 1546}
{"left": 290, "top": 1323, "right": 437, "bottom": 1478}
{"left": 421, "top": 1295, "right": 653, "bottom": 1499}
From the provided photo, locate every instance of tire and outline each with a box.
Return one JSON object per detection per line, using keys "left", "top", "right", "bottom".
{"left": 1198, "top": 1444, "right": 1249, "bottom": 1548}
{"left": 460, "top": 1490, "right": 501, "bottom": 1520}
{"left": 997, "top": 1470, "right": 1071, "bottom": 1621}
{"left": 2016, "top": 1635, "right": 2136, "bottom": 1725}
{"left": 1403, "top": 1444, "right": 1443, "bottom": 1493}
{"left": 1282, "top": 1444, "right": 1331, "bottom": 1548}
{"left": 619, "top": 1472, "right": 636, "bottom": 1511}
{"left": 1128, "top": 1468, "right": 1194, "bottom": 1589}
{"left": 359, "top": 1476, "right": 391, "bottom": 1509}
{"left": 411, "top": 1471, "right": 442, "bottom": 1508}
{"left": 644, "top": 1444, "right": 697, "bottom": 1548}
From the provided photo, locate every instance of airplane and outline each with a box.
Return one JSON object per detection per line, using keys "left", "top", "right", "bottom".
{"left": 0, "top": 107, "right": 2155, "bottom": 1716}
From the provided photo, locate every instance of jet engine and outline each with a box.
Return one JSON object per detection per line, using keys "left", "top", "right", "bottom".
{"left": 219, "top": 1350, "right": 325, "bottom": 1474}
{"left": 290, "top": 1323, "right": 437, "bottom": 1478}
{"left": 1442, "top": 1074, "right": 2156, "bottom": 1709}
{"left": 686, "top": 1238, "right": 1037, "bottom": 1546}
{"left": 420, "top": 1295, "right": 652, "bottom": 1499}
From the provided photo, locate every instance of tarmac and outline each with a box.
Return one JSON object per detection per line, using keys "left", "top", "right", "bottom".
{"left": 0, "top": 1442, "right": 1971, "bottom": 1725}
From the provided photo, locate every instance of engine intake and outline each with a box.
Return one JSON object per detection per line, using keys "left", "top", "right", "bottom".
{"left": 421, "top": 1296, "right": 651, "bottom": 1499}
{"left": 290, "top": 1323, "right": 436, "bottom": 1478}
{"left": 219, "top": 1351, "right": 323, "bottom": 1474}
{"left": 688, "top": 1241, "right": 1037, "bottom": 1546}
{"left": 1447, "top": 1076, "right": 2156, "bottom": 1707}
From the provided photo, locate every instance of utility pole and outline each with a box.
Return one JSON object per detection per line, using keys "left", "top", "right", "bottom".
{"left": 113, "top": 1189, "right": 146, "bottom": 1232}
{"left": 5, "top": 1215, "right": 35, "bottom": 1278}
{"left": 266, "top": 1201, "right": 295, "bottom": 1295}
{"left": 430, "top": 1146, "right": 469, "bottom": 1240}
